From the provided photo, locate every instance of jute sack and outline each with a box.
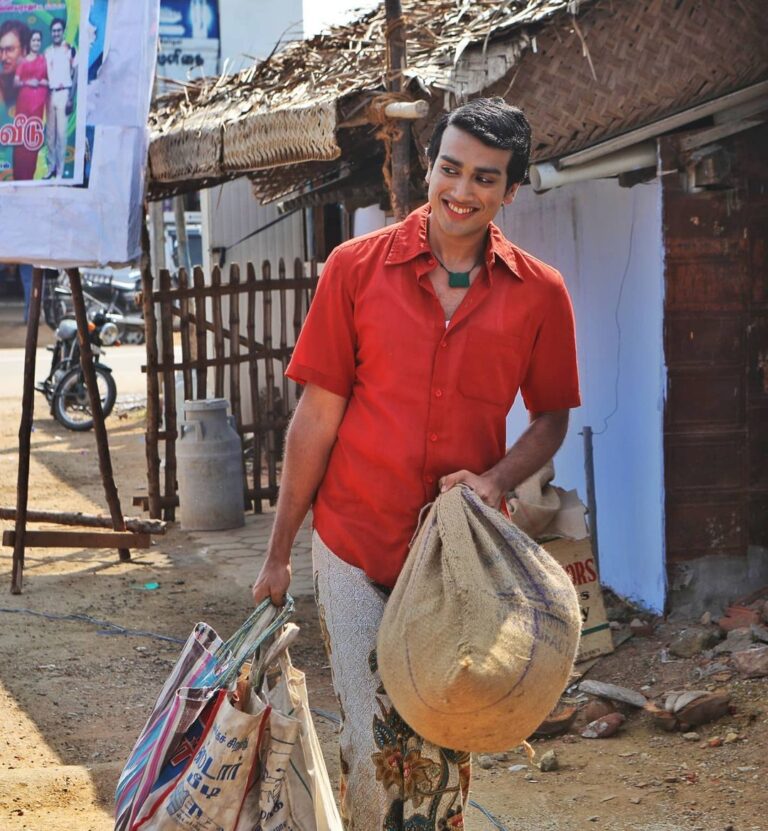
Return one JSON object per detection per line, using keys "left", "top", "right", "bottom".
{"left": 376, "top": 485, "right": 581, "bottom": 752}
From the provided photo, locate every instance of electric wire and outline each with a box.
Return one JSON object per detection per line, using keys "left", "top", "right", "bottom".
{"left": 592, "top": 193, "right": 639, "bottom": 436}
{"left": 0, "top": 606, "right": 185, "bottom": 644}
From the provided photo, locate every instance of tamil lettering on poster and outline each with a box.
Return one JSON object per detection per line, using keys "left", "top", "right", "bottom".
{"left": 158, "top": 0, "right": 219, "bottom": 92}
{"left": 0, "top": 0, "right": 88, "bottom": 185}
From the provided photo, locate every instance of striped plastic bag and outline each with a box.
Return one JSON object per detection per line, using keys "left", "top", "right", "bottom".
{"left": 114, "top": 597, "right": 294, "bottom": 831}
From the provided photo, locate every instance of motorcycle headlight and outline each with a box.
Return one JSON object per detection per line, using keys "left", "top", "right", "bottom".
{"left": 99, "top": 321, "right": 120, "bottom": 346}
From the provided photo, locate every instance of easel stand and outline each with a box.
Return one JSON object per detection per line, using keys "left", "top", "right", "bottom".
{"left": 7, "top": 267, "right": 156, "bottom": 594}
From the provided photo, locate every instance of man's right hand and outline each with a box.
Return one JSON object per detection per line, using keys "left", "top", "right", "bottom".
{"left": 252, "top": 557, "right": 292, "bottom": 606}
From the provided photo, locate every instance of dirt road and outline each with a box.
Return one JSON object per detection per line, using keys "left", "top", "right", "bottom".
{"left": 0, "top": 339, "right": 765, "bottom": 831}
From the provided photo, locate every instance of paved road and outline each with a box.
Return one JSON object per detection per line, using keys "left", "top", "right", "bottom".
{"left": 0, "top": 344, "right": 148, "bottom": 400}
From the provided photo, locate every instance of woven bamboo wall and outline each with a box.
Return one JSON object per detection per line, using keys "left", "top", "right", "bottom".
{"left": 485, "top": 0, "right": 768, "bottom": 162}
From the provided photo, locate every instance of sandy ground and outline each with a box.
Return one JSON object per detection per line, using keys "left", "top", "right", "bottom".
{"left": 0, "top": 315, "right": 765, "bottom": 831}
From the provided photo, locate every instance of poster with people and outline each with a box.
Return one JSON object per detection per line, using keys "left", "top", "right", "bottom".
{"left": 0, "top": 0, "right": 89, "bottom": 185}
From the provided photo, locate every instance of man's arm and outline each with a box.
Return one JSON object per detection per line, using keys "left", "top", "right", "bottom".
{"left": 251, "top": 383, "right": 347, "bottom": 605}
{"left": 439, "top": 408, "right": 570, "bottom": 508}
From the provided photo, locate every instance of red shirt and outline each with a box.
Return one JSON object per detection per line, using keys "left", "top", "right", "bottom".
{"left": 286, "top": 204, "right": 580, "bottom": 587}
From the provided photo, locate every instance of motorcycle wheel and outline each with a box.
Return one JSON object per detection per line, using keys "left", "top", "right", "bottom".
{"left": 119, "top": 327, "right": 145, "bottom": 345}
{"left": 52, "top": 365, "right": 117, "bottom": 431}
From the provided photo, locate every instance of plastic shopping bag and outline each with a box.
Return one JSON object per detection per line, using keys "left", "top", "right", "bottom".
{"left": 114, "top": 598, "right": 293, "bottom": 831}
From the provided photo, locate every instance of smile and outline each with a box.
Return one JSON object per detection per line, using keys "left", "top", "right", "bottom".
{"left": 444, "top": 200, "right": 477, "bottom": 217}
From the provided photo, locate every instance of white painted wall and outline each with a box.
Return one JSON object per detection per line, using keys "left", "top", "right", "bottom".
{"left": 499, "top": 179, "right": 667, "bottom": 612}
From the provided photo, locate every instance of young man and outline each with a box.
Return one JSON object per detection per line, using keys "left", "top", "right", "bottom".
{"left": 0, "top": 19, "right": 28, "bottom": 109}
{"left": 44, "top": 17, "right": 76, "bottom": 178}
{"left": 252, "top": 97, "right": 580, "bottom": 829}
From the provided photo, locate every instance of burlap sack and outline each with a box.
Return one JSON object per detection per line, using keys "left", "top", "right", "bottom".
{"left": 376, "top": 485, "right": 581, "bottom": 752}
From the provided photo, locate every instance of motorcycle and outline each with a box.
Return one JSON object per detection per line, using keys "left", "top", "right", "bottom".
{"left": 35, "top": 311, "right": 119, "bottom": 431}
{"left": 43, "top": 268, "right": 146, "bottom": 344}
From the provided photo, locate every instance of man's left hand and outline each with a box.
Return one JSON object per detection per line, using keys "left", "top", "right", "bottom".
{"left": 439, "top": 469, "right": 504, "bottom": 510}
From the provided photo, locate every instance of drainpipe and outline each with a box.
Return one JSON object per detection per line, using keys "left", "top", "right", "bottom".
{"left": 529, "top": 141, "right": 657, "bottom": 192}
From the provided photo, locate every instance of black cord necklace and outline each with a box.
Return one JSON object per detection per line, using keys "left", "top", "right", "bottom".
{"left": 431, "top": 250, "right": 484, "bottom": 288}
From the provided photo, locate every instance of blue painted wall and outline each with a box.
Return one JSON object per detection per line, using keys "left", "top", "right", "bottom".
{"left": 499, "top": 178, "right": 667, "bottom": 612}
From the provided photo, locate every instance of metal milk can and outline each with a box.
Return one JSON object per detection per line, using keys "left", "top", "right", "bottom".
{"left": 176, "top": 398, "right": 245, "bottom": 530}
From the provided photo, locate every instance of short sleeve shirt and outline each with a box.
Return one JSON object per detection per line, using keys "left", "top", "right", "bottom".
{"left": 286, "top": 203, "right": 580, "bottom": 587}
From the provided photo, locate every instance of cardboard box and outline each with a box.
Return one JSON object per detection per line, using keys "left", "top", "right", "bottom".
{"left": 542, "top": 536, "right": 614, "bottom": 663}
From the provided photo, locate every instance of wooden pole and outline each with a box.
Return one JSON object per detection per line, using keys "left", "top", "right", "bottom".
{"left": 141, "top": 216, "right": 163, "bottom": 519}
{"left": 158, "top": 268, "right": 177, "bottom": 522}
{"left": 66, "top": 268, "right": 130, "bottom": 561}
{"left": 0, "top": 507, "right": 165, "bottom": 534}
{"left": 10, "top": 267, "right": 43, "bottom": 594}
{"left": 582, "top": 425, "right": 600, "bottom": 572}
{"left": 385, "top": 0, "right": 410, "bottom": 221}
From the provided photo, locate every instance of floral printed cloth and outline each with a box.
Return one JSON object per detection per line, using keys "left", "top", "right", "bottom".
{"left": 313, "top": 532, "right": 471, "bottom": 830}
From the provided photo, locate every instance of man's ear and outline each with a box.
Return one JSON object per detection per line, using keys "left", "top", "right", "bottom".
{"left": 502, "top": 183, "right": 520, "bottom": 206}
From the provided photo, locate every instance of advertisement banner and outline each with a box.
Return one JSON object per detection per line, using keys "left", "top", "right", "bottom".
{"left": 158, "top": 0, "right": 219, "bottom": 91}
{"left": 0, "top": 0, "right": 161, "bottom": 266}
{"left": 0, "top": 0, "right": 89, "bottom": 185}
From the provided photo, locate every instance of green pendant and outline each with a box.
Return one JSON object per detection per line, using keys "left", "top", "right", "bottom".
{"left": 448, "top": 271, "right": 471, "bottom": 288}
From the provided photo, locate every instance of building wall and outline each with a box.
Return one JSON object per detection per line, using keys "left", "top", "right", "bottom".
{"left": 499, "top": 179, "right": 667, "bottom": 612}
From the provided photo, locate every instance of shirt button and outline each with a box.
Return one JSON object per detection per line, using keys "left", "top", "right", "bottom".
{"left": 435, "top": 389, "right": 443, "bottom": 398}
{"left": 425, "top": 474, "right": 434, "bottom": 484}
{"left": 440, "top": 340, "right": 447, "bottom": 348}
{"left": 429, "top": 433, "right": 438, "bottom": 442}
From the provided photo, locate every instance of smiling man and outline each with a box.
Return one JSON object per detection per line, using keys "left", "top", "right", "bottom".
{"left": 0, "top": 19, "right": 29, "bottom": 108}
{"left": 252, "top": 97, "right": 580, "bottom": 829}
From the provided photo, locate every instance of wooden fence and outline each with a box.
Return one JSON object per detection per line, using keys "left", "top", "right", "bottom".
{"left": 138, "top": 258, "right": 318, "bottom": 520}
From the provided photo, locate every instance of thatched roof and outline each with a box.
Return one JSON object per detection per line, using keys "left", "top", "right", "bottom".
{"left": 148, "top": 0, "right": 581, "bottom": 196}
{"left": 148, "top": 0, "right": 768, "bottom": 205}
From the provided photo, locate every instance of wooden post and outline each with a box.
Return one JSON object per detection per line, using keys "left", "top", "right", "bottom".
{"left": 385, "top": 0, "right": 410, "bottom": 220}
{"left": 263, "top": 260, "right": 277, "bottom": 504}
{"left": 193, "top": 266, "right": 208, "bottom": 399}
{"left": 246, "top": 263, "right": 262, "bottom": 512}
{"left": 211, "top": 265, "right": 225, "bottom": 397}
{"left": 66, "top": 268, "right": 130, "bottom": 561}
{"left": 141, "top": 217, "right": 163, "bottom": 519}
{"left": 159, "top": 268, "right": 177, "bottom": 522}
{"left": 582, "top": 425, "right": 600, "bottom": 572}
{"left": 10, "top": 268, "right": 43, "bottom": 594}
{"left": 177, "top": 268, "right": 193, "bottom": 399}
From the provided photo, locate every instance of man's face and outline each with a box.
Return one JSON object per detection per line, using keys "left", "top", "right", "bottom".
{"left": 51, "top": 22, "right": 64, "bottom": 45}
{"left": 0, "top": 30, "right": 23, "bottom": 76}
{"left": 426, "top": 125, "right": 518, "bottom": 241}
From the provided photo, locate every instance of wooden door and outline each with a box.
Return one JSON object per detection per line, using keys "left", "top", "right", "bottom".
{"left": 662, "top": 124, "right": 768, "bottom": 577}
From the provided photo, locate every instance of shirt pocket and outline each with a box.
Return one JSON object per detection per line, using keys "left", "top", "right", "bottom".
{"left": 457, "top": 329, "right": 524, "bottom": 409}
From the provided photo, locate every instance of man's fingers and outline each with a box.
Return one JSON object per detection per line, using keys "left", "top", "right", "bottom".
{"left": 440, "top": 470, "right": 471, "bottom": 492}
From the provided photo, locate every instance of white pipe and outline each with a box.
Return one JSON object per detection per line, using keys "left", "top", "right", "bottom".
{"left": 529, "top": 141, "right": 658, "bottom": 192}
{"left": 383, "top": 100, "right": 429, "bottom": 120}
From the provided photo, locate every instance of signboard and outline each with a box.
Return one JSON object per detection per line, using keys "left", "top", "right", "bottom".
{"left": 0, "top": 0, "right": 161, "bottom": 266}
{"left": 0, "top": 1, "right": 89, "bottom": 185}
{"left": 158, "top": 0, "right": 219, "bottom": 91}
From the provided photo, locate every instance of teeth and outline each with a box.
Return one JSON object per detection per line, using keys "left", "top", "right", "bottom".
{"left": 447, "top": 201, "right": 473, "bottom": 215}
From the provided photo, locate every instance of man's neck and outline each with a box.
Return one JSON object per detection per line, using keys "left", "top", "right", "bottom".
{"left": 427, "top": 218, "right": 488, "bottom": 269}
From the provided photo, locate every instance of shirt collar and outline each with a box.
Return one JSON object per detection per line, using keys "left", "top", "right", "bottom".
{"left": 385, "top": 203, "right": 523, "bottom": 281}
